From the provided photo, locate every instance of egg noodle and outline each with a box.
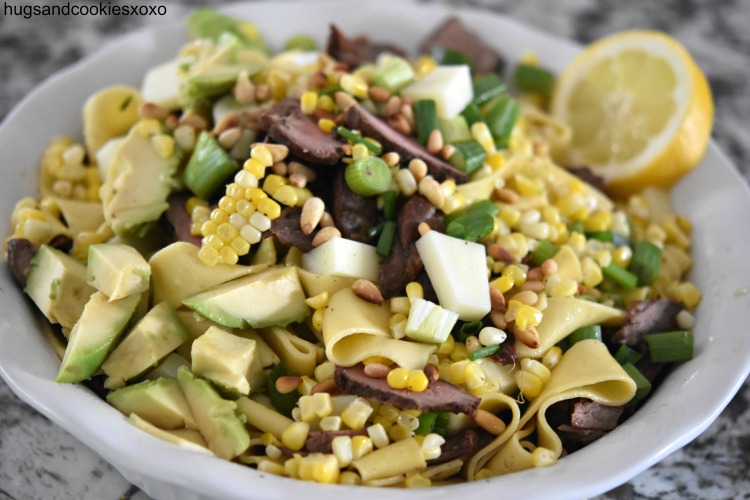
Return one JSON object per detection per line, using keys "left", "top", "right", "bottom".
{"left": 4, "top": 9, "right": 703, "bottom": 488}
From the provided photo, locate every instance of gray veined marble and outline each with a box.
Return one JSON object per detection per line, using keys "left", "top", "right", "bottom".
{"left": 1, "top": 1, "right": 748, "bottom": 499}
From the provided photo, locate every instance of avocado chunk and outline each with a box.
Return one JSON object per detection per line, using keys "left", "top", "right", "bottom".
{"left": 182, "top": 266, "right": 310, "bottom": 329}
{"left": 107, "top": 377, "right": 197, "bottom": 430}
{"left": 174, "top": 309, "right": 229, "bottom": 362}
{"left": 149, "top": 242, "right": 265, "bottom": 310}
{"left": 176, "top": 365, "right": 251, "bottom": 460}
{"left": 128, "top": 414, "right": 211, "bottom": 455}
{"left": 24, "top": 245, "right": 95, "bottom": 330}
{"left": 187, "top": 8, "right": 269, "bottom": 53}
{"left": 182, "top": 131, "right": 238, "bottom": 200}
{"left": 191, "top": 326, "right": 264, "bottom": 396}
{"left": 86, "top": 243, "right": 151, "bottom": 301}
{"left": 101, "top": 302, "right": 189, "bottom": 387}
{"left": 142, "top": 352, "right": 190, "bottom": 381}
{"left": 56, "top": 291, "right": 140, "bottom": 383}
{"left": 99, "top": 123, "right": 182, "bottom": 237}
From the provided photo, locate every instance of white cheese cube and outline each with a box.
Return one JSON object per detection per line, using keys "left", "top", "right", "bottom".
{"left": 415, "top": 231, "right": 490, "bottom": 321}
{"left": 141, "top": 59, "right": 182, "bottom": 111}
{"left": 400, "top": 65, "right": 473, "bottom": 119}
{"left": 301, "top": 237, "right": 379, "bottom": 282}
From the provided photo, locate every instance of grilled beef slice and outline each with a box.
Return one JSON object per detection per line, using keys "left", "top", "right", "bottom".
{"left": 258, "top": 99, "right": 344, "bottom": 165}
{"left": 552, "top": 399, "right": 624, "bottom": 452}
{"left": 6, "top": 238, "right": 38, "bottom": 287}
{"left": 611, "top": 299, "right": 684, "bottom": 346}
{"left": 334, "top": 364, "right": 480, "bottom": 416}
{"left": 331, "top": 167, "right": 380, "bottom": 242}
{"left": 344, "top": 101, "right": 468, "bottom": 183}
{"left": 427, "top": 428, "right": 495, "bottom": 466}
{"left": 164, "top": 193, "right": 203, "bottom": 247}
{"left": 419, "top": 16, "right": 504, "bottom": 75}
{"left": 269, "top": 206, "right": 316, "bottom": 252}
{"left": 326, "top": 25, "right": 407, "bottom": 69}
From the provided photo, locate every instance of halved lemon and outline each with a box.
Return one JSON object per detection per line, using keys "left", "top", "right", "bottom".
{"left": 550, "top": 30, "right": 714, "bottom": 198}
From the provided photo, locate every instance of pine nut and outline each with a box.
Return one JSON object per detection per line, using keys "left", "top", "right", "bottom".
{"left": 418, "top": 176, "right": 445, "bottom": 209}
{"left": 541, "top": 259, "right": 558, "bottom": 275}
{"left": 287, "top": 161, "right": 317, "bottom": 181}
{"left": 218, "top": 127, "right": 242, "bottom": 149}
{"left": 526, "top": 267, "right": 545, "bottom": 282}
{"left": 334, "top": 91, "right": 356, "bottom": 111}
{"left": 139, "top": 102, "right": 167, "bottom": 120}
{"left": 382, "top": 152, "right": 401, "bottom": 168}
{"left": 275, "top": 375, "right": 302, "bottom": 394}
{"left": 440, "top": 144, "right": 456, "bottom": 160}
{"left": 363, "top": 362, "right": 391, "bottom": 378}
{"left": 301, "top": 197, "right": 325, "bottom": 235}
{"left": 254, "top": 84, "right": 270, "bottom": 102}
{"left": 319, "top": 211, "right": 335, "bottom": 228}
{"left": 488, "top": 243, "right": 514, "bottom": 263}
{"left": 368, "top": 85, "right": 391, "bottom": 102}
{"left": 513, "top": 290, "right": 538, "bottom": 306}
{"left": 388, "top": 114, "right": 411, "bottom": 135}
{"left": 417, "top": 222, "right": 431, "bottom": 236}
{"left": 252, "top": 143, "right": 289, "bottom": 163}
{"left": 180, "top": 113, "right": 208, "bottom": 131}
{"left": 474, "top": 409, "right": 506, "bottom": 435}
{"left": 424, "top": 363, "right": 440, "bottom": 383}
{"left": 385, "top": 96, "right": 402, "bottom": 117}
{"left": 490, "top": 288, "right": 506, "bottom": 312}
{"left": 408, "top": 159, "right": 428, "bottom": 182}
{"left": 311, "top": 378, "right": 339, "bottom": 395}
{"left": 213, "top": 111, "right": 240, "bottom": 135}
{"left": 289, "top": 173, "right": 307, "bottom": 188}
{"left": 427, "top": 129, "right": 444, "bottom": 154}
{"left": 272, "top": 161, "right": 288, "bottom": 176}
{"left": 312, "top": 226, "right": 341, "bottom": 247}
{"left": 465, "top": 335, "right": 481, "bottom": 353}
{"left": 512, "top": 323, "right": 539, "bottom": 349}
{"left": 490, "top": 310, "right": 507, "bottom": 329}
{"left": 495, "top": 187, "right": 519, "bottom": 204}
{"left": 352, "top": 279, "right": 384, "bottom": 304}
{"left": 233, "top": 71, "right": 256, "bottom": 104}
{"left": 520, "top": 280, "right": 545, "bottom": 293}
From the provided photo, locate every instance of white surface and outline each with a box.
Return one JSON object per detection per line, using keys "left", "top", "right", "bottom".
{"left": 0, "top": 1, "right": 749, "bottom": 499}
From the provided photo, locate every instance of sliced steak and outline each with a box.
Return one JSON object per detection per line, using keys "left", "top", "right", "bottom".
{"left": 326, "top": 25, "right": 406, "bottom": 69}
{"left": 344, "top": 101, "right": 468, "bottom": 183}
{"left": 570, "top": 400, "right": 623, "bottom": 431}
{"left": 164, "top": 193, "right": 202, "bottom": 247}
{"left": 397, "top": 195, "right": 442, "bottom": 247}
{"left": 6, "top": 238, "right": 38, "bottom": 287}
{"left": 304, "top": 429, "right": 368, "bottom": 454}
{"left": 557, "top": 425, "right": 607, "bottom": 452}
{"left": 258, "top": 99, "right": 344, "bottom": 165}
{"left": 567, "top": 166, "right": 607, "bottom": 193}
{"left": 427, "top": 428, "right": 494, "bottom": 466}
{"left": 334, "top": 364, "right": 481, "bottom": 416}
{"left": 269, "top": 206, "right": 316, "bottom": 252}
{"left": 419, "top": 16, "right": 504, "bottom": 75}
{"left": 611, "top": 299, "right": 684, "bottom": 346}
{"left": 553, "top": 398, "right": 623, "bottom": 452}
{"left": 331, "top": 166, "right": 379, "bottom": 242}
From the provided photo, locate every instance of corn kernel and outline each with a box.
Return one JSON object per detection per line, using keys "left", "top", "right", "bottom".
{"left": 137, "top": 119, "right": 161, "bottom": 137}
{"left": 234, "top": 170, "right": 258, "bottom": 188}
{"left": 258, "top": 197, "right": 281, "bottom": 220}
{"left": 405, "top": 282, "right": 424, "bottom": 303}
{"left": 464, "top": 362, "right": 485, "bottom": 390}
{"left": 262, "top": 174, "right": 288, "bottom": 197}
{"left": 449, "top": 360, "right": 470, "bottom": 384}
{"left": 585, "top": 210, "right": 613, "bottom": 232}
{"left": 339, "top": 471, "right": 361, "bottom": 485}
{"left": 311, "top": 308, "right": 324, "bottom": 331}
{"left": 547, "top": 278, "right": 578, "bottom": 298}
{"left": 273, "top": 185, "right": 299, "bottom": 207}
{"left": 284, "top": 455, "right": 301, "bottom": 478}
{"left": 406, "top": 370, "right": 429, "bottom": 392}
{"left": 387, "top": 367, "right": 410, "bottom": 390}
{"left": 612, "top": 245, "right": 633, "bottom": 268}
{"left": 341, "top": 398, "right": 373, "bottom": 429}
{"left": 320, "top": 415, "right": 342, "bottom": 432}
{"left": 257, "top": 460, "right": 285, "bottom": 476}
{"left": 531, "top": 446, "right": 557, "bottom": 468}
{"left": 300, "top": 91, "right": 318, "bottom": 114}
{"left": 351, "top": 435, "right": 374, "bottom": 460}
{"left": 405, "top": 473, "right": 431, "bottom": 488}
{"left": 581, "top": 256, "right": 603, "bottom": 288}
{"left": 367, "top": 423, "right": 390, "bottom": 449}
{"left": 502, "top": 264, "right": 527, "bottom": 287}
{"left": 249, "top": 212, "right": 272, "bottom": 231}
{"left": 541, "top": 346, "right": 563, "bottom": 370}
{"left": 305, "top": 292, "right": 329, "bottom": 310}
{"left": 281, "top": 422, "right": 310, "bottom": 451}
{"left": 243, "top": 158, "right": 267, "bottom": 178}
{"left": 298, "top": 454, "right": 340, "bottom": 484}
{"left": 197, "top": 245, "right": 220, "bottom": 266}
{"left": 151, "top": 134, "right": 175, "bottom": 159}
{"left": 318, "top": 118, "right": 336, "bottom": 134}
{"left": 240, "top": 224, "right": 262, "bottom": 245}
{"left": 390, "top": 297, "right": 411, "bottom": 314}
{"left": 490, "top": 274, "right": 515, "bottom": 293}
{"left": 340, "top": 73, "right": 369, "bottom": 99}
{"left": 332, "top": 435, "right": 353, "bottom": 467}
{"left": 388, "top": 423, "right": 413, "bottom": 442}
{"left": 314, "top": 361, "right": 335, "bottom": 383}
{"left": 351, "top": 143, "right": 370, "bottom": 161}
{"left": 515, "top": 370, "right": 544, "bottom": 398}
{"left": 219, "top": 246, "right": 239, "bottom": 265}
{"left": 230, "top": 236, "right": 251, "bottom": 256}
{"left": 225, "top": 182, "right": 244, "bottom": 200}
{"left": 436, "top": 334, "right": 455, "bottom": 355}
{"left": 216, "top": 222, "right": 239, "bottom": 243}
{"left": 210, "top": 208, "right": 229, "bottom": 224}
{"left": 449, "top": 342, "right": 468, "bottom": 362}
{"left": 521, "top": 358, "right": 551, "bottom": 383}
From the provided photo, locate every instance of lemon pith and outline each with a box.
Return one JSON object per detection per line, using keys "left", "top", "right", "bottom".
{"left": 551, "top": 30, "right": 714, "bottom": 198}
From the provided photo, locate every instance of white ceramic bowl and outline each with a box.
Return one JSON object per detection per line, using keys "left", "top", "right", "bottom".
{"left": 1, "top": 1, "right": 749, "bottom": 499}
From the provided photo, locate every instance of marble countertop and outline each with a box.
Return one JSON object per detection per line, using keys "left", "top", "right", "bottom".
{"left": 1, "top": 1, "right": 748, "bottom": 499}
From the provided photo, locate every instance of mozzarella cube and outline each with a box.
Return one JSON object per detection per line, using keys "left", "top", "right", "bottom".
{"left": 400, "top": 65, "right": 473, "bottom": 119}
{"left": 415, "top": 231, "right": 490, "bottom": 321}
{"left": 301, "top": 238, "right": 379, "bottom": 282}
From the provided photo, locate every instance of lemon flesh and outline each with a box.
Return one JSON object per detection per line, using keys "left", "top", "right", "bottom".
{"left": 551, "top": 31, "right": 713, "bottom": 198}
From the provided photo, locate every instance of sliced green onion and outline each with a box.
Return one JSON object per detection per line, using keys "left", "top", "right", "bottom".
{"left": 376, "top": 220, "right": 396, "bottom": 258}
{"left": 569, "top": 220, "right": 585, "bottom": 234}
{"left": 449, "top": 140, "right": 486, "bottom": 175}
{"left": 598, "top": 292, "right": 625, "bottom": 309}
{"left": 568, "top": 324, "right": 602, "bottom": 346}
{"left": 645, "top": 330, "right": 694, "bottom": 363}
{"left": 614, "top": 344, "right": 643, "bottom": 365}
{"left": 585, "top": 230, "right": 613, "bottom": 243}
{"left": 513, "top": 63, "right": 555, "bottom": 98}
{"left": 404, "top": 298, "right": 458, "bottom": 343}
{"left": 445, "top": 199, "right": 498, "bottom": 242}
{"left": 445, "top": 199, "right": 499, "bottom": 224}
{"left": 267, "top": 364, "right": 300, "bottom": 418}
{"left": 345, "top": 156, "right": 391, "bottom": 196}
{"left": 438, "top": 115, "right": 472, "bottom": 143}
{"left": 438, "top": 47, "right": 473, "bottom": 67}
{"left": 621, "top": 362, "right": 652, "bottom": 404}
{"left": 468, "top": 344, "right": 501, "bottom": 361}
{"left": 382, "top": 190, "right": 397, "bottom": 220}
{"left": 336, "top": 126, "right": 382, "bottom": 155}
{"left": 455, "top": 321, "right": 483, "bottom": 342}
{"left": 602, "top": 262, "right": 638, "bottom": 290}
{"left": 183, "top": 131, "right": 238, "bottom": 199}
{"left": 628, "top": 241, "right": 663, "bottom": 286}
{"left": 372, "top": 56, "right": 415, "bottom": 93}
{"left": 472, "top": 74, "right": 507, "bottom": 107}
{"left": 283, "top": 34, "right": 317, "bottom": 51}
{"left": 365, "top": 222, "right": 385, "bottom": 241}
{"left": 414, "top": 99, "right": 439, "bottom": 146}
{"left": 530, "top": 240, "right": 559, "bottom": 266}
{"left": 415, "top": 411, "right": 439, "bottom": 435}
{"left": 485, "top": 94, "right": 521, "bottom": 149}
{"left": 460, "top": 102, "right": 483, "bottom": 126}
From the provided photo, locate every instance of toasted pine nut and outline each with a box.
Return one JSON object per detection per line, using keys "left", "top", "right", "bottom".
{"left": 368, "top": 85, "right": 391, "bottom": 102}
{"left": 254, "top": 84, "right": 270, "bottom": 102}
{"left": 488, "top": 243, "right": 514, "bottom": 263}
{"left": 319, "top": 211, "right": 334, "bottom": 228}
{"left": 233, "top": 71, "right": 256, "bottom": 104}
{"left": 213, "top": 111, "right": 240, "bottom": 135}
{"left": 474, "top": 409, "right": 506, "bottom": 436}
{"left": 180, "top": 113, "right": 208, "bottom": 131}
{"left": 526, "top": 267, "right": 544, "bottom": 282}
{"left": 424, "top": 363, "right": 440, "bottom": 383}
{"left": 272, "top": 161, "right": 288, "bottom": 176}
{"left": 513, "top": 290, "right": 538, "bottom": 306}
{"left": 312, "top": 226, "right": 341, "bottom": 247}
{"left": 381, "top": 152, "right": 401, "bottom": 168}
{"left": 427, "top": 129, "right": 444, "bottom": 154}
{"left": 490, "top": 310, "right": 507, "bottom": 329}
{"left": 352, "top": 278, "right": 384, "bottom": 304}
{"left": 520, "top": 280, "right": 546, "bottom": 293}
{"left": 408, "top": 159, "right": 428, "bottom": 182}
{"left": 512, "top": 324, "right": 539, "bottom": 349}
{"left": 495, "top": 187, "right": 519, "bottom": 204}
{"left": 418, "top": 176, "right": 445, "bottom": 209}
{"left": 385, "top": 96, "right": 402, "bottom": 117}
{"left": 363, "top": 362, "right": 391, "bottom": 378}
{"left": 388, "top": 114, "right": 411, "bottom": 135}
{"left": 301, "top": 197, "right": 325, "bottom": 235}
{"left": 465, "top": 335, "right": 481, "bottom": 353}
{"left": 490, "top": 288, "right": 506, "bottom": 312}
{"left": 287, "top": 161, "right": 317, "bottom": 181}
{"left": 139, "top": 102, "right": 167, "bottom": 120}
{"left": 417, "top": 222, "right": 431, "bottom": 236}
{"left": 334, "top": 91, "right": 356, "bottom": 111}
{"left": 289, "top": 173, "right": 307, "bottom": 188}
{"left": 311, "top": 378, "right": 339, "bottom": 395}
{"left": 400, "top": 104, "right": 414, "bottom": 127}
{"left": 541, "top": 259, "right": 558, "bottom": 275}
{"left": 218, "top": 127, "right": 242, "bottom": 149}
{"left": 440, "top": 144, "right": 456, "bottom": 160}
{"left": 275, "top": 375, "right": 302, "bottom": 394}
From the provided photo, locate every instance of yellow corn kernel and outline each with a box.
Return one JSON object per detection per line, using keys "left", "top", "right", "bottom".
{"left": 449, "top": 360, "right": 470, "bottom": 384}
{"left": 251, "top": 144, "right": 275, "bottom": 168}
{"left": 257, "top": 460, "right": 285, "bottom": 476}
{"left": 294, "top": 187, "right": 313, "bottom": 206}
{"left": 490, "top": 275, "right": 514, "bottom": 293}
{"left": 222, "top": 183, "right": 242, "bottom": 200}
{"left": 217, "top": 222, "right": 239, "bottom": 243}
{"left": 541, "top": 346, "right": 563, "bottom": 370}
{"left": 244, "top": 187, "right": 266, "bottom": 205}
{"left": 464, "top": 362, "right": 485, "bottom": 390}
{"left": 305, "top": 291, "right": 329, "bottom": 310}
{"left": 521, "top": 358, "right": 551, "bottom": 384}
{"left": 339, "top": 470, "right": 361, "bottom": 485}
{"left": 240, "top": 224, "right": 262, "bottom": 245}
{"left": 151, "top": 134, "right": 175, "bottom": 159}
{"left": 312, "top": 308, "right": 324, "bottom": 331}
{"left": 436, "top": 334, "right": 455, "bottom": 355}
{"left": 317, "top": 94, "right": 335, "bottom": 113}
{"left": 341, "top": 398, "right": 373, "bottom": 430}
{"left": 332, "top": 435, "right": 353, "bottom": 468}
{"left": 197, "top": 245, "right": 221, "bottom": 266}
{"left": 314, "top": 361, "right": 335, "bottom": 383}
{"left": 298, "top": 454, "right": 340, "bottom": 484}
{"left": 262, "top": 174, "right": 289, "bottom": 197}
{"left": 318, "top": 118, "right": 336, "bottom": 134}
{"left": 449, "top": 342, "right": 468, "bottom": 362}
{"left": 284, "top": 455, "right": 301, "bottom": 479}
{"left": 387, "top": 367, "right": 410, "bottom": 390}
{"left": 502, "top": 264, "right": 527, "bottom": 287}
{"left": 137, "top": 119, "right": 161, "bottom": 137}
{"left": 471, "top": 122, "right": 495, "bottom": 154}
{"left": 351, "top": 435, "right": 374, "bottom": 460}
{"left": 442, "top": 192, "right": 466, "bottom": 215}
{"left": 514, "top": 370, "right": 544, "bottom": 398}
{"left": 351, "top": 143, "right": 370, "bottom": 161}
{"left": 547, "top": 277, "right": 578, "bottom": 298}
{"left": 300, "top": 91, "right": 318, "bottom": 114}
{"left": 390, "top": 297, "right": 411, "bottom": 314}
{"left": 584, "top": 210, "right": 613, "bottom": 232}
{"left": 486, "top": 151, "right": 506, "bottom": 170}
{"left": 514, "top": 173, "right": 544, "bottom": 197}
{"left": 388, "top": 423, "right": 413, "bottom": 442}
{"left": 340, "top": 73, "right": 368, "bottom": 99}
{"left": 218, "top": 195, "right": 236, "bottom": 213}
{"left": 219, "top": 245, "right": 239, "bottom": 265}
{"left": 210, "top": 208, "right": 229, "bottom": 224}
{"left": 413, "top": 55, "right": 437, "bottom": 77}
{"left": 281, "top": 422, "right": 310, "bottom": 451}
{"left": 312, "top": 392, "right": 333, "bottom": 418}
{"left": 405, "top": 473, "right": 432, "bottom": 489}
{"left": 405, "top": 282, "right": 424, "bottom": 303}
{"left": 531, "top": 446, "right": 557, "bottom": 468}
{"left": 581, "top": 256, "right": 603, "bottom": 288}
{"left": 612, "top": 245, "right": 633, "bottom": 268}
{"left": 243, "top": 158, "right": 266, "bottom": 179}
{"left": 273, "top": 185, "right": 299, "bottom": 207}
{"left": 669, "top": 281, "right": 702, "bottom": 308}
{"left": 230, "top": 236, "right": 251, "bottom": 256}
{"left": 258, "top": 197, "right": 281, "bottom": 220}
{"left": 320, "top": 415, "right": 342, "bottom": 432}
{"left": 366, "top": 423, "right": 390, "bottom": 449}
{"left": 406, "top": 370, "right": 429, "bottom": 392}
{"left": 567, "top": 231, "right": 586, "bottom": 253}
